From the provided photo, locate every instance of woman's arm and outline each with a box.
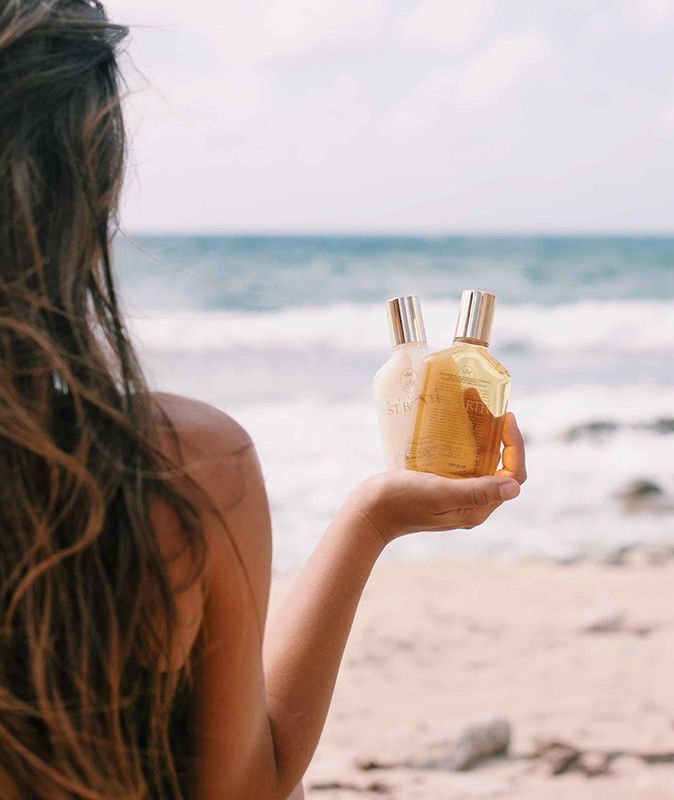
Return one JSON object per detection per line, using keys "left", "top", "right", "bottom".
{"left": 160, "top": 395, "right": 525, "bottom": 800}
{"left": 262, "top": 502, "right": 385, "bottom": 782}
{"left": 263, "top": 414, "right": 526, "bottom": 790}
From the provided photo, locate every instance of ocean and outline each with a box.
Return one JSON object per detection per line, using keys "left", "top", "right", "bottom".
{"left": 115, "top": 235, "right": 674, "bottom": 571}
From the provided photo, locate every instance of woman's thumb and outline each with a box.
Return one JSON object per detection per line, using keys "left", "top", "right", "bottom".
{"left": 451, "top": 476, "right": 521, "bottom": 507}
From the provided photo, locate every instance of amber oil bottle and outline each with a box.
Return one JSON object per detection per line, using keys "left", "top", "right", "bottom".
{"left": 406, "top": 290, "right": 510, "bottom": 478}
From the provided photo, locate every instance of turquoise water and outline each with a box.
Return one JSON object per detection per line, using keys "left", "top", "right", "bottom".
{"left": 116, "top": 235, "right": 674, "bottom": 312}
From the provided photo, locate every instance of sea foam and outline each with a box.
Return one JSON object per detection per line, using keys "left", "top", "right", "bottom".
{"left": 128, "top": 298, "right": 674, "bottom": 356}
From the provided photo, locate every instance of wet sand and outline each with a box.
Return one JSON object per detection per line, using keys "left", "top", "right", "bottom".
{"left": 270, "top": 559, "right": 674, "bottom": 799}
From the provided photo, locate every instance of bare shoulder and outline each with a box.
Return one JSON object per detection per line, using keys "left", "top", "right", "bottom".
{"left": 152, "top": 391, "right": 252, "bottom": 457}
{"left": 151, "top": 392, "right": 262, "bottom": 505}
{"left": 151, "top": 393, "right": 272, "bottom": 630}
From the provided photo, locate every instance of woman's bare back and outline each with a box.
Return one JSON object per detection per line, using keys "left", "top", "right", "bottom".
{"left": 150, "top": 393, "right": 287, "bottom": 796}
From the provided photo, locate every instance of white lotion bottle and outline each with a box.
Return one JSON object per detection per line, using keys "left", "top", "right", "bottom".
{"left": 373, "top": 296, "right": 430, "bottom": 469}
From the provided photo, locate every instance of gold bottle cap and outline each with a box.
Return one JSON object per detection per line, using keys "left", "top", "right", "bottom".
{"left": 454, "top": 289, "right": 496, "bottom": 345}
{"left": 386, "top": 296, "right": 427, "bottom": 348}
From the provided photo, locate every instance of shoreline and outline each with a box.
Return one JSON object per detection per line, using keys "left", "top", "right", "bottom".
{"left": 271, "top": 558, "right": 674, "bottom": 799}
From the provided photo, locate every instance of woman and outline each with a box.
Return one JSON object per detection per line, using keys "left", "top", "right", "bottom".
{"left": 0, "top": 1, "right": 527, "bottom": 798}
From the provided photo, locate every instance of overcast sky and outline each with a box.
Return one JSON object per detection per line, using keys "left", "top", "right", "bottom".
{"left": 107, "top": 0, "right": 674, "bottom": 234}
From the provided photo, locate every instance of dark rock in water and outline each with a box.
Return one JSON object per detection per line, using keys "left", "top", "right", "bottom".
{"left": 624, "top": 545, "right": 674, "bottom": 568}
{"left": 601, "top": 544, "right": 674, "bottom": 568}
{"left": 564, "top": 417, "right": 674, "bottom": 441}
{"left": 552, "top": 552, "right": 584, "bottom": 567}
{"left": 562, "top": 421, "right": 619, "bottom": 442}
{"left": 617, "top": 479, "right": 671, "bottom": 514}
{"left": 645, "top": 418, "right": 674, "bottom": 435}
{"left": 600, "top": 545, "right": 634, "bottom": 566}
{"left": 620, "top": 479, "right": 664, "bottom": 499}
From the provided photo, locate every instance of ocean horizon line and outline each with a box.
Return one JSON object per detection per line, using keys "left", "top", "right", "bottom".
{"left": 124, "top": 229, "right": 674, "bottom": 241}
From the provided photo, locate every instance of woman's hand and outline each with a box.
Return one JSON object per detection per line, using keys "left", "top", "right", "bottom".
{"left": 347, "top": 412, "right": 527, "bottom": 546}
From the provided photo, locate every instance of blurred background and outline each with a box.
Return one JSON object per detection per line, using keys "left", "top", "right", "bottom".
{"left": 106, "top": 2, "right": 674, "bottom": 796}
{"left": 107, "top": 0, "right": 674, "bottom": 571}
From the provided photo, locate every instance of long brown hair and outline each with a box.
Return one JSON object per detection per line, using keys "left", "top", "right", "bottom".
{"left": 0, "top": 1, "right": 205, "bottom": 796}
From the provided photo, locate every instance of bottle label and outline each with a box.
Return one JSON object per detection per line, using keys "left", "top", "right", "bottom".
{"left": 408, "top": 360, "right": 508, "bottom": 478}
{"left": 376, "top": 363, "right": 424, "bottom": 469}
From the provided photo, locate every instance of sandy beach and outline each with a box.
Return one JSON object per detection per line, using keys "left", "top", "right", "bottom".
{"left": 270, "top": 559, "right": 674, "bottom": 799}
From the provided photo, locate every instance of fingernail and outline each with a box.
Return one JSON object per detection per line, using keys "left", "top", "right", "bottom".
{"left": 499, "top": 480, "right": 521, "bottom": 500}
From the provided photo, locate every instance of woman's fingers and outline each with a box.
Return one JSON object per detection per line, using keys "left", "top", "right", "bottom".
{"left": 497, "top": 412, "right": 527, "bottom": 484}
{"left": 431, "top": 498, "right": 503, "bottom": 531}
{"left": 424, "top": 411, "right": 526, "bottom": 531}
